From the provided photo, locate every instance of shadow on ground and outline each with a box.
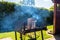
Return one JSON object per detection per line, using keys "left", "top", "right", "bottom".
{"left": 54, "top": 35, "right": 60, "bottom": 40}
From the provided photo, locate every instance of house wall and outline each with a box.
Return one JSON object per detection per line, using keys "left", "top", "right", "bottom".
{"left": 54, "top": 0, "right": 60, "bottom": 34}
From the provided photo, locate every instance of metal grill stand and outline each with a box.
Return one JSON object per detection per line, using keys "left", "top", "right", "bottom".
{"left": 15, "top": 18, "right": 47, "bottom": 40}
{"left": 20, "top": 29, "right": 44, "bottom": 40}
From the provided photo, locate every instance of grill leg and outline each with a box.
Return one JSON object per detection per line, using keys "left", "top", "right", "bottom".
{"left": 20, "top": 33, "right": 23, "bottom": 40}
{"left": 34, "top": 32, "right": 36, "bottom": 40}
{"left": 15, "top": 31, "right": 17, "bottom": 40}
{"left": 41, "top": 30, "right": 44, "bottom": 40}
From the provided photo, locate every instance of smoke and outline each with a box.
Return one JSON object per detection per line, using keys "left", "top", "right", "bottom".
{"left": 1, "top": 5, "right": 50, "bottom": 32}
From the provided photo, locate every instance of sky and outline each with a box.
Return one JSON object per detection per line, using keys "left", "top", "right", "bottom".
{"left": 0, "top": 0, "right": 54, "bottom": 9}
{"left": 35, "top": 0, "right": 54, "bottom": 9}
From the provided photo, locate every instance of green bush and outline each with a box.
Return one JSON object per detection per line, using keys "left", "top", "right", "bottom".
{"left": 0, "top": 2, "right": 15, "bottom": 13}
{"left": 0, "top": 1, "right": 15, "bottom": 20}
{"left": 46, "top": 11, "right": 53, "bottom": 25}
{"left": 0, "top": 2, "right": 15, "bottom": 30}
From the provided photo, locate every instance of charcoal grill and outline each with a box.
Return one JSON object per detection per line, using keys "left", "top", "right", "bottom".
{"left": 15, "top": 18, "right": 47, "bottom": 40}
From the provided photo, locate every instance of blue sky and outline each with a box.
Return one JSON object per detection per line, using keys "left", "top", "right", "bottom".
{"left": 0, "top": 0, "right": 54, "bottom": 9}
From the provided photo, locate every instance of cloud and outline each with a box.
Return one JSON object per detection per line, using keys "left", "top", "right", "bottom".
{"left": 4, "top": 0, "right": 20, "bottom": 3}
{"left": 43, "top": 0, "right": 50, "bottom": 1}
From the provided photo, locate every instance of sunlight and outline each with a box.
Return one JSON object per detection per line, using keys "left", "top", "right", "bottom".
{"left": 2, "top": 0, "right": 54, "bottom": 9}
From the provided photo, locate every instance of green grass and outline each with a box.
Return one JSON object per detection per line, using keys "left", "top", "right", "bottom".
{"left": 47, "top": 25, "right": 53, "bottom": 32}
{"left": 0, "top": 25, "right": 53, "bottom": 40}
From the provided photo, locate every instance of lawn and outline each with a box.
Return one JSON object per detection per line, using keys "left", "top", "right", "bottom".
{"left": 0, "top": 25, "right": 53, "bottom": 40}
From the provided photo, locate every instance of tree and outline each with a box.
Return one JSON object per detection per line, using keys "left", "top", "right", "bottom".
{"left": 47, "top": 6, "right": 54, "bottom": 25}
{"left": 2, "top": 0, "right": 4, "bottom": 2}
{"left": 49, "top": 6, "right": 54, "bottom": 11}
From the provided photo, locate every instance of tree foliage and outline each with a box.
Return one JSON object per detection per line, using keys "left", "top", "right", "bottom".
{"left": 47, "top": 6, "right": 54, "bottom": 25}
{"left": 0, "top": 2, "right": 15, "bottom": 12}
{"left": 0, "top": 2, "right": 15, "bottom": 18}
{"left": 49, "top": 6, "right": 54, "bottom": 11}
{"left": 0, "top": 2, "right": 15, "bottom": 30}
